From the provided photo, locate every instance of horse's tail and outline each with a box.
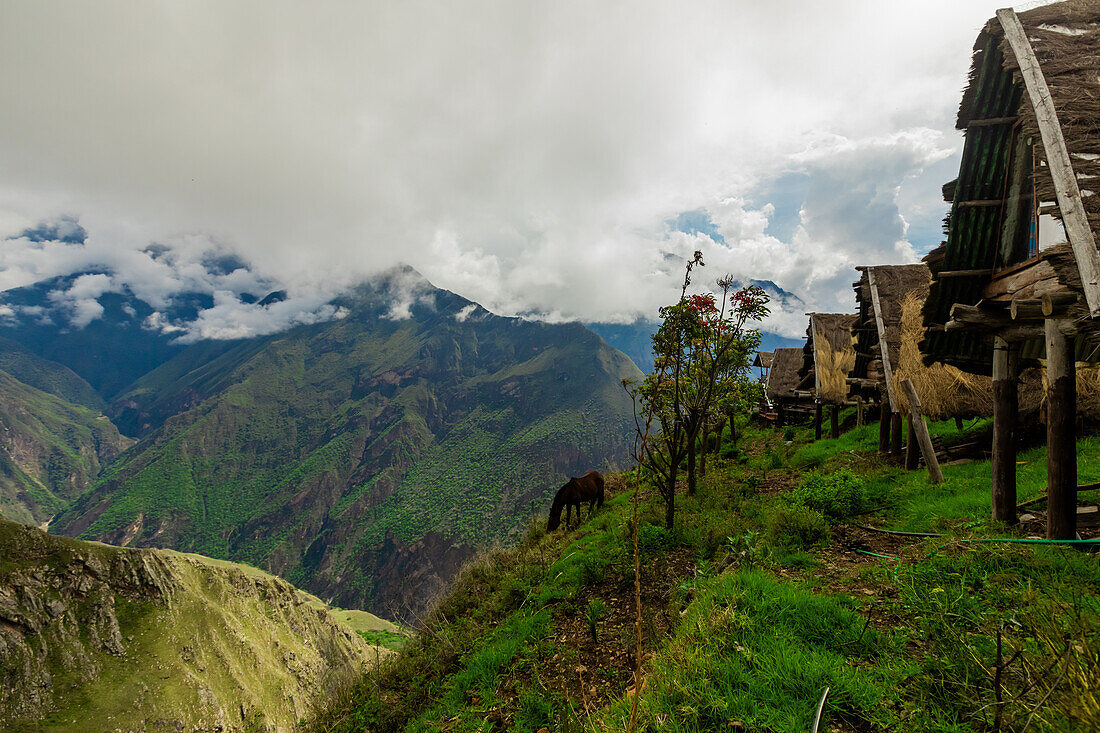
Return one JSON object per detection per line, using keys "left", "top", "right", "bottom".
{"left": 595, "top": 472, "right": 605, "bottom": 508}
{"left": 547, "top": 491, "right": 565, "bottom": 531}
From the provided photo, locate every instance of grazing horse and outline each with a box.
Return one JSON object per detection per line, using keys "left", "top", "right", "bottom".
{"left": 547, "top": 471, "right": 605, "bottom": 531}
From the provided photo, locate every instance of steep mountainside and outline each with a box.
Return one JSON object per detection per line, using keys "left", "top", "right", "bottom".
{"left": 0, "top": 519, "right": 380, "bottom": 732}
{"left": 0, "top": 337, "right": 106, "bottom": 410}
{"left": 0, "top": 371, "right": 131, "bottom": 525}
{"left": 53, "top": 271, "right": 642, "bottom": 620}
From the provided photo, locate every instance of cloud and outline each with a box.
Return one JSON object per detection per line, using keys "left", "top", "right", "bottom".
{"left": 0, "top": 1, "right": 1006, "bottom": 338}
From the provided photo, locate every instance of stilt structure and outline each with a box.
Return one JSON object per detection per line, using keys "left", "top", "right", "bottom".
{"left": 922, "top": 2, "right": 1100, "bottom": 538}
{"left": 796, "top": 313, "right": 858, "bottom": 440}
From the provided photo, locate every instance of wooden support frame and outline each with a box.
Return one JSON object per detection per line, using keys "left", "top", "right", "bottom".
{"left": 878, "top": 398, "right": 890, "bottom": 454}
{"left": 900, "top": 380, "right": 945, "bottom": 484}
{"left": 992, "top": 337, "right": 1019, "bottom": 524}
{"left": 1044, "top": 319, "right": 1077, "bottom": 539}
{"left": 890, "top": 413, "right": 903, "bottom": 456}
{"left": 867, "top": 269, "right": 898, "bottom": 413}
{"left": 998, "top": 9, "right": 1100, "bottom": 318}
{"left": 830, "top": 404, "right": 840, "bottom": 440}
{"left": 905, "top": 418, "right": 919, "bottom": 471}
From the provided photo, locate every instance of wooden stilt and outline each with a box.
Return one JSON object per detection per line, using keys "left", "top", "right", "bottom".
{"left": 878, "top": 402, "right": 890, "bottom": 454}
{"left": 856, "top": 396, "right": 864, "bottom": 427}
{"left": 992, "top": 337, "right": 1019, "bottom": 525}
{"left": 1045, "top": 320, "right": 1077, "bottom": 539}
{"left": 814, "top": 403, "right": 823, "bottom": 440}
{"left": 900, "top": 380, "right": 945, "bottom": 484}
{"left": 830, "top": 405, "right": 839, "bottom": 439}
{"left": 905, "top": 418, "right": 919, "bottom": 470}
{"left": 890, "top": 413, "right": 903, "bottom": 456}
{"left": 955, "top": 416, "right": 964, "bottom": 431}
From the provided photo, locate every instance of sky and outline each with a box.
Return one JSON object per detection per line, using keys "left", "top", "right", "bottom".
{"left": 0, "top": 1, "right": 1039, "bottom": 340}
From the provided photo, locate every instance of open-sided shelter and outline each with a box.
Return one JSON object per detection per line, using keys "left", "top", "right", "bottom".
{"left": 921, "top": 1, "right": 1100, "bottom": 537}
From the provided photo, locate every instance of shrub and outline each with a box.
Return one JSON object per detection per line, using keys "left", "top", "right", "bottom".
{"left": 765, "top": 504, "right": 829, "bottom": 548}
{"left": 788, "top": 469, "right": 866, "bottom": 522}
{"left": 783, "top": 426, "right": 796, "bottom": 441}
{"left": 637, "top": 522, "right": 672, "bottom": 555}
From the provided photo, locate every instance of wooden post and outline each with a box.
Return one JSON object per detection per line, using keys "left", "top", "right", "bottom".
{"left": 868, "top": 269, "right": 899, "bottom": 413}
{"left": 878, "top": 400, "right": 890, "bottom": 454}
{"left": 992, "top": 337, "right": 1019, "bottom": 525}
{"left": 900, "top": 379, "right": 945, "bottom": 484}
{"left": 890, "top": 413, "right": 903, "bottom": 456}
{"left": 905, "top": 418, "right": 919, "bottom": 470}
{"left": 1045, "top": 320, "right": 1077, "bottom": 539}
{"left": 830, "top": 404, "right": 840, "bottom": 439}
{"left": 856, "top": 395, "right": 864, "bottom": 427}
{"left": 814, "top": 403, "right": 823, "bottom": 440}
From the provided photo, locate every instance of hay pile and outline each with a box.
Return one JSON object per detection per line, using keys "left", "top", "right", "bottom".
{"left": 892, "top": 292, "right": 994, "bottom": 419}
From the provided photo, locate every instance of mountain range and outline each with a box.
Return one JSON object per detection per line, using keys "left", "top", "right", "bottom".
{"left": 0, "top": 264, "right": 641, "bottom": 620}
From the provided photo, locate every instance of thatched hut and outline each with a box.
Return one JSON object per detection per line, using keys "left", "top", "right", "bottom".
{"left": 766, "top": 347, "right": 812, "bottom": 427}
{"left": 920, "top": 1, "right": 1100, "bottom": 535}
{"left": 794, "top": 313, "right": 857, "bottom": 438}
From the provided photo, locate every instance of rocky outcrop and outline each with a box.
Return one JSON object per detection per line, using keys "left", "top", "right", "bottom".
{"left": 0, "top": 519, "right": 381, "bottom": 732}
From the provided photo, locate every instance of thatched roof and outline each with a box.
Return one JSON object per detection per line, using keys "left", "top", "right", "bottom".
{"left": 852, "top": 264, "right": 930, "bottom": 391}
{"left": 753, "top": 351, "right": 773, "bottom": 369}
{"left": 923, "top": 0, "right": 1100, "bottom": 371}
{"left": 797, "top": 313, "right": 857, "bottom": 404}
{"left": 766, "top": 348, "right": 804, "bottom": 403}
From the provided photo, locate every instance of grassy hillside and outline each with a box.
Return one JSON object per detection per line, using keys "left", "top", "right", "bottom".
{"left": 0, "top": 370, "right": 131, "bottom": 525}
{"left": 312, "top": 415, "right": 1100, "bottom": 732}
{"left": 0, "top": 519, "right": 386, "bottom": 732}
{"left": 53, "top": 276, "right": 642, "bottom": 620}
{"left": 0, "top": 337, "right": 106, "bottom": 410}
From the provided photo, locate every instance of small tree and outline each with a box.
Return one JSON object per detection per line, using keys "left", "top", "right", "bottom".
{"left": 626, "top": 254, "right": 768, "bottom": 528}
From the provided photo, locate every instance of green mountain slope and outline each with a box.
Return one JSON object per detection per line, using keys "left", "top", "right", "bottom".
{"left": 0, "top": 371, "right": 131, "bottom": 525}
{"left": 53, "top": 271, "right": 642, "bottom": 620}
{"left": 0, "top": 519, "right": 383, "bottom": 732}
{"left": 0, "top": 337, "right": 106, "bottom": 410}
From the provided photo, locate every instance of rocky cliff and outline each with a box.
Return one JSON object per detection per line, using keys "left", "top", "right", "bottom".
{"left": 0, "top": 519, "right": 382, "bottom": 732}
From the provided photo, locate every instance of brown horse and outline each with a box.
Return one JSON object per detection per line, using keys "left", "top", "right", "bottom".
{"left": 547, "top": 471, "right": 605, "bottom": 531}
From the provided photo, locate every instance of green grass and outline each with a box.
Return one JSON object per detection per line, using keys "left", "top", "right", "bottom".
{"left": 312, "top": 417, "right": 1100, "bottom": 733}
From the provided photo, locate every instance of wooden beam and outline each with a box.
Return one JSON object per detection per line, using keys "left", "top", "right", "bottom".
{"left": 814, "top": 403, "right": 823, "bottom": 441}
{"left": 1044, "top": 319, "right": 1077, "bottom": 539}
{"left": 998, "top": 9, "right": 1100, "bottom": 318}
{"left": 1017, "top": 482, "right": 1100, "bottom": 510}
{"left": 957, "top": 199, "right": 1005, "bottom": 208}
{"left": 937, "top": 269, "right": 994, "bottom": 278}
{"left": 967, "top": 116, "right": 1019, "bottom": 128}
{"left": 900, "top": 379, "right": 945, "bottom": 484}
{"left": 992, "top": 337, "right": 1019, "bottom": 525}
{"left": 830, "top": 404, "right": 840, "bottom": 440}
{"left": 867, "top": 269, "right": 898, "bottom": 413}
{"left": 905, "top": 418, "right": 919, "bottom": 470}
{"left": 1042, "top": 292, "right": 1079, "bottom": 316}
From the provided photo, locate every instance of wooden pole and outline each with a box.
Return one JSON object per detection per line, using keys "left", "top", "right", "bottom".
{"left": 814, "top": 403, "right": 823, "bottom": 440}
{"left": 900, "top": 379, "right": 945, "bottom": 484}
{"left": 890, "top": 413, "right": 903, "bottom": 456}
{"left": 905, "top": 418, "right": 919, "bottom": 470}
{"left": 830, "top": 404, "right": 840, "bottom": 439}
{"left": 1045, "top": 320, "right": 1077, "bottom": 539}
{"left": 878, "top": 400, "right": 890, "bottom": 454}
{"left": 992, "top": 337, "right": 1019, "bottom": 525}
{"left": 868, "top": 269, "right": 899, "bottom": 413}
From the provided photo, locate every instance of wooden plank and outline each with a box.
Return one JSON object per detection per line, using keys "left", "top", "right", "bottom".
{"left": 867, "top": 269, "right": 898, "bottom": 413}
{"left": 967, "top": 116, "right": 1019, "bottom": 128}
{"left": 1044, "top": 319, "right": 1077, "bottom": 539}
{"left": 957, "top": 199, "right": 1005, "bottom": 208}
{"left": 998, "top": 9, "right": 1100, "bottom": 318}
{"left": 937, "top": 269, "right": 994, "bottom": 278}
{"left": 811, "top": 314, "right": 821, "bottom": 398}
{"left": 900, "top": 379, "right": 945, "bottom": 484}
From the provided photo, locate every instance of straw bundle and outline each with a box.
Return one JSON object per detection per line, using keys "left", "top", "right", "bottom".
{"left": 892, "top": 292, "right": 993, "bottom": 419}
{"left": 813, "top": 316, "right": 857, "bottom": 403}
